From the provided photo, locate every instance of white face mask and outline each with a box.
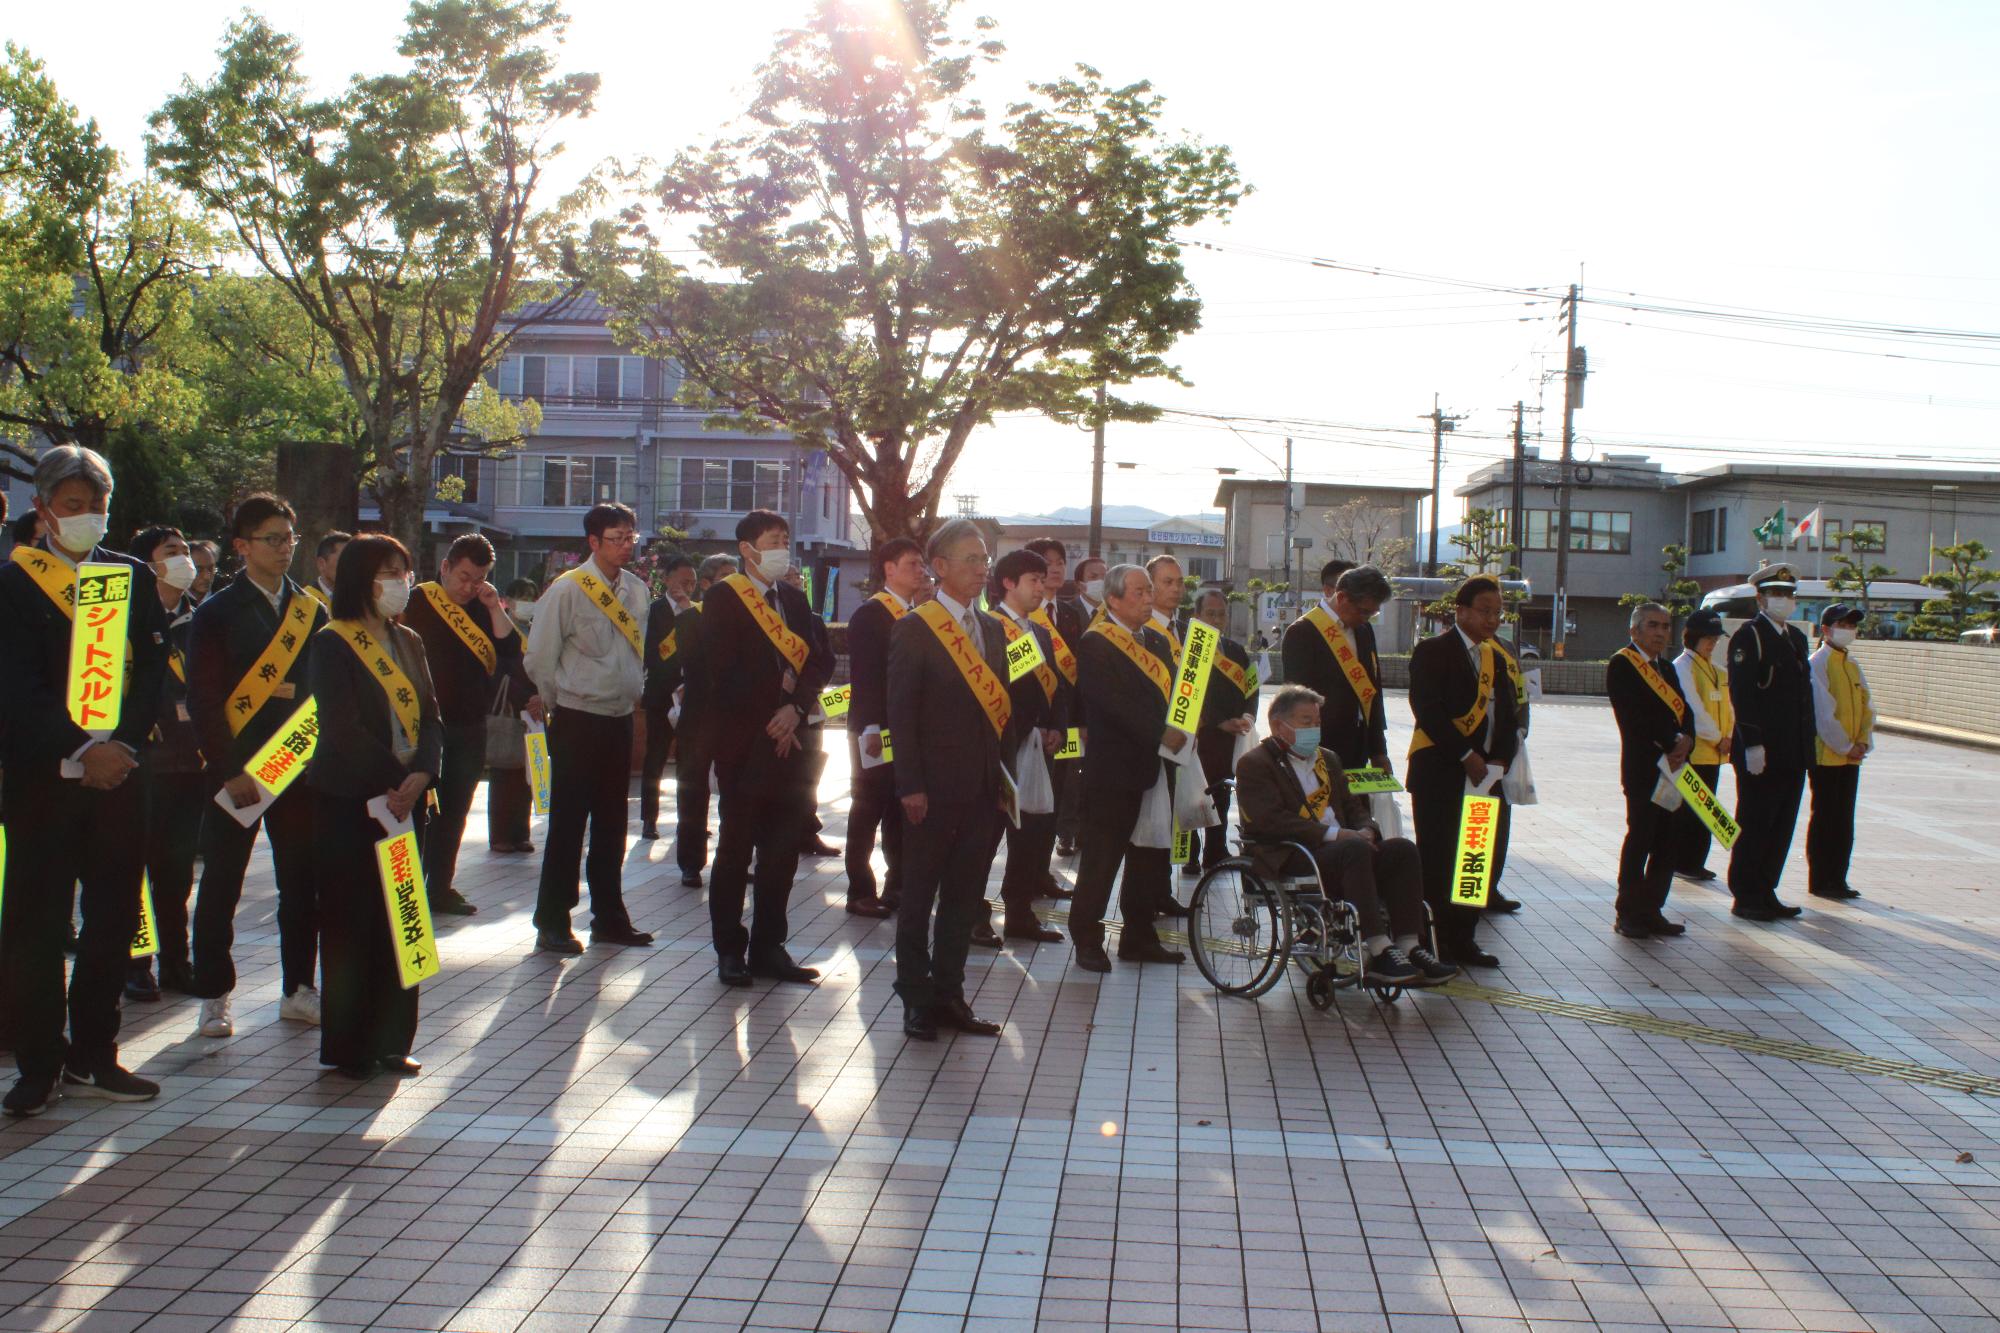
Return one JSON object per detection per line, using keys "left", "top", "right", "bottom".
{"left": 1762, "top": 595, "right": 1796, "bottom": 624}
{"left": 1083, "top": 578, "right": 1105, "bottom": 601}
{"left": 156, "top": 554, "right": 197, "bottom": 591}
{"left": 1826, "top": 626, "right": 1857, "bottom": 649}
{"left": 754, "top": 548, "right": 792, "bottom": 582}
{"left": 374, "top": 575, "right": 413, "bottom": 618}
{"left": 510, "top": 598, "right": 536, "bottom": 624}
{"left": 52, "top": 511, "right": 108, "bottom": 552}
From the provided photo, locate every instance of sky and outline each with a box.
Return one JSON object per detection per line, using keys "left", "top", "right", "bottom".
{"left": 14, "top": 0, "right": 2000, "bottom": 527}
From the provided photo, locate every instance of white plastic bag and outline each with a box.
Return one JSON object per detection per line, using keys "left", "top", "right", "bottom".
{"left": 1369, "top": 792, "right": 1405, "bottom": 840}
{"left": 1501, "top": 737, "right": 1538, "bottom": 806}
{"left": 1171, "top": 734, "right": 1218, "bottom": 831}
{"left": 1015, "top": 735, "right": 1055, "bottom": 815}
{"left": 1134, "top": 762, "right": 1174, "bottom": 848}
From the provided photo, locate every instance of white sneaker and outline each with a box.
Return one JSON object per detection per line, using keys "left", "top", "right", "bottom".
{"left": 198, "top": 997, "right": 234, "bottom": 1038}
{"left": 278, "top": 988, "right": 322, "bottom": 1026}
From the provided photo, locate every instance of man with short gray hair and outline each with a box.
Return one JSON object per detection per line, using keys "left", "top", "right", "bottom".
{"left": 1, "top": 445, "right": 170, "bottom": 1116}
{"left": 1607, "top": 601, "right": 1694, "bottom": 938}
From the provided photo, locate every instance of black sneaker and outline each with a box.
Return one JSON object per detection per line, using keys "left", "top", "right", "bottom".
{"left": 3, "top": 1075, "right": 58, "bottom": 1118}
{"left": 1364, "top": 947, "right": 1424, "bottom": 986}
{"left": 1407, "top": 946, "right": 1459, "bottom": 983}
{"left": 62, "top": 1065, "right": 159, "bottom": 1103}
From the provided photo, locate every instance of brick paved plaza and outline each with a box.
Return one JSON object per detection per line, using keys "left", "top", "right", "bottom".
{"left": 3, "top": 694, "right": 1998, "bottom": 1333}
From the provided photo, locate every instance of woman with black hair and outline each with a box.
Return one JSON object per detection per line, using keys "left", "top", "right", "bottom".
{"left": 304, "top": 534, "right": 442, "bottom": 1077}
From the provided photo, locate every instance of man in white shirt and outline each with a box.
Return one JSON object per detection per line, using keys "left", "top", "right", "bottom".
{"left": 1144, "top": 554, "right": 1185, "bottom": 656}
{"left": 1670, "top": 609, "right": 1731, "bottom": 882}
{"left": 1806, "top": 604, "right": 1874, "bottom": 901}
{"left": 524, "top": 502, "right": 654, "bottom": 955}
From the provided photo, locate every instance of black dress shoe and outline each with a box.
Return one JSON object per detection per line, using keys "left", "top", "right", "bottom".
{"left": 537, "top": 930, "right": 584, "bottom": 956}
{"left": 806, "top": 837, "right": 841, "bottom": 858}
{"left": 125, "top": 968, "right": 161, "bottom": 1002}
{"left": 1810, "top": 886, "right": 1862, "bottom": 900}
{"left": 680, "top": 871, "right": 703, "bottom": 888}
{"left": 334, "top": 1064, "right": 374, "bottom": 1079}
{"left": 970, "top": 922, "right": 1002, "bottom": 949}
{"left": 591, "top": 924, "right": 655, "bottom": 947}
{"left": 1003, "top": 915, "right": 1063, "bottom": 943}
{"left": 1446, "top": 945, "right": 1500, "bottom": 968}
{"left": 846, "top": 898, "right": 895, "bottom": 919}
{"left": 1155, "top": 898, "right": 1191, "bottom": 919}
{"left": 1677, "top": 867, "right": 1718, "bottom": 882}
{"left": 1073, "top": 943, "right": 1112, "bottom": 973}
{"left": 1484, "top": 892, "right": 1523, "bottom": 914}
{"left": 1614, "top": 918, "right": 1652, "bottom": 939}
{"left": 1731, "top": 901, "right": 1782, "bottom": 922}
{"left": 380, "top": 1056, "right": 421, "bottom": 1077}
{"left": 1055, "top": 841, "right": 1078, "bottom": 859}
{"left": 1035, "top": 876, "right": 1074, "bottom": 901}
{"left": 1770, "top": 898, "right": 1804, "bottom": 918}
{"left": 639, "top": 824, "right": 659, "bottom": 841}
{"left": 903, "top": 1007, "right": 937, "bottom": 1041}
{"left": 156, "top": 959, "right": 194, "bottom": 995}
{"left": 930, "top": 998, "right": 1002, "bottom": 1036}
{"left": 429, "top": 889, "right": 477, "bottom": 917}
{"left": 1116, "top": 939, "right": 1186, "bottom": 965}
{"left": 749, "top": 950, "right": 821, "bottom": 983}
{"left": 1646, "top": 917, "right": 1688, "bottom": 936}
{"left": 717, "top": 957, "right": 753, "bottom": 987}
{"left": 880, "top": 894, "right": 901, "bottom": 912}
{"left": 1179, "top": 862, "right": 1201, "bottom": 878}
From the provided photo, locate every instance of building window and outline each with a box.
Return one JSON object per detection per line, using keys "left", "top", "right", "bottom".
{"left": 1690, "top": 506, "right": 1728, "bottom": 556}
{"left": 503, "top": 354, "right": 648, "bottom": 409}
{"left": 1515, "top": 508, "right": 1628, "bottom": 553}
{"left": 434, "top": 454, "right": 481, "bottom": 505}
{"left": 496, "top": 453, "right": 634, "bottom": 507}
{"left": 657, "top": 457, "right": 785, "bottom": 514}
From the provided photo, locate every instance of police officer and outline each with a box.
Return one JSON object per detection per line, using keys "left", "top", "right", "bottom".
{"left": 1807, "top": 603, "right": 1873, "bottom": 901}
{"left": 1725, "top": 564, "right": 1812, "bottom": 921}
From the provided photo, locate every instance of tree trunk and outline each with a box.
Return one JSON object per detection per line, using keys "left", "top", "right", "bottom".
{"left": 858, "top": 480, "right": 939, "bottom": 545}
{"left": 373, "top": 470, "right": 427, "bottom": 565}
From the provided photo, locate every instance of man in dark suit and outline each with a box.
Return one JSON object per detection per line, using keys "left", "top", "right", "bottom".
{"left": 670, "top": 555, "right": 735, "bottom": 887}
{"left": 987, "top": 548, "right": 1071, "bottom": 943}
{"left": 1024, "top": 538, "right": 1084, "bottom": 876}
{"left": 1606, "top": 603, "right": 1695, "bottom": 939}
{"left": 1235, "top": 686, "right": 1455, "bottom": 986}
{"left": 1726, "top": 564, "right": 1813, "bottom": 921}
{"left": 638, "top": 553, "right": 696, "bottom": 841}
{"left": 845, "top": 538, "right": 926, "bottom": 918}
{"left": 1069, "top": 564, "right": 1188, "bottom": 973}
{"left": 1054, "top": 552, "right": 1107, "bottom": 858}
{"left": 887, "top": 520, "right": 1021, "bottom": 1038}
{"left": 1405, "top": 575, "right": 1521, "bottom": 968}
{"left": 1184, "top": 586, "right": 1256, "bottom": 874}
{"left": 0, "top": 445, "right": 170, "bottom": 1117}
{"left": 702, "top": 510, "right": 836, "bottom": 986}
{"left": 1282, "top": 561, "right": 1386, "bottom": 774}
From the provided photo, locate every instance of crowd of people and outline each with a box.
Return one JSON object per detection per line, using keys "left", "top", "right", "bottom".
{"left": 0, "top": 445, "right": 1877, "bottom": 1115}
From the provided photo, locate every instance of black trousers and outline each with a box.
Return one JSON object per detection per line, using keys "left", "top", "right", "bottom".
{"left": 1728, "top": 756, "right": 1805, "bottom": 906}
{"left": 674, "top": 727, "right": 714, "bottom": 875}
{"left": 1408, "top": 757, "right": 1511, "bottom": 955}
{"left": 190, "top": 781, "right": 318, "bottom": 998}
{"left": 1675, "top": 761, "right": 1722, "bottom": 873}
{"left": 1807, "top": 763, "right": 1861, "bottom": 895}
{"left": 639, "top": 703, "right": 674, "bottom": 830}
{"left": 1297, "top": 835, "right": 1425, "bottom": 941}
{"left": 313, "top": 791, "right": 420, "bottom": 1067}
{"left": 142, "top": 767, "right": 206, "bottom": 970}
{"left": 533, "top": 707, "right": 635, "bottom": 933}
{"left": 1054, "top": 752, "right": 1082, "bottom": 846}
{"left": 846, "top": 752, "right": 903, "bottom": 904}
{"left": 1184, "top": 783, "right": 1235, "bottom": 871}
{"left": 422, "top": 723, "right": 485, "bottom": 899}
{"left": 709, "top": 763, "right": 806, "bottom": 961}
{"left": 999, "top": 811, "right": 1059, "bottom": 914}
{"left": 486, "top": 765, "right": 532, "bottom": 848}
{"left": 1616, "top": 789, "right": 1677, "bottom": 923}
{"left": 1071, "top": 784, "right": 1166, "bottom": 952}
{"left": 1, "top": 769, "right": 143, "bottom": 1079}
{"left": 896, "top": 798, "right": 1002, "bottom": 1008}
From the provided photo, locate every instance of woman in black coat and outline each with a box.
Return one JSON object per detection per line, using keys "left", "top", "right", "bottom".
{"left": 304, "top": 534, "right": 443, "bottom": 1077}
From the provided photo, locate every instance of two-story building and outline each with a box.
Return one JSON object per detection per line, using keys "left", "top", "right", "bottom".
{"left": 988, "top": 515, "right": 1226, "bottom": 585}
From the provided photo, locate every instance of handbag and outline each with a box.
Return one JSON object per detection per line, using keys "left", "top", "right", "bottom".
{"left": 485, "top": 674, "right": 526, "bottom": 769}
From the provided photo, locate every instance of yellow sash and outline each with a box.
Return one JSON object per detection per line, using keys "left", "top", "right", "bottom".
{"left": 871, "top": 590, "right": 910, "bottom": 620}
{"left": 418, "top": 582, "right": 497, "bottom": 674}
{"left": 329, "top": 620, "right": 422, "bottom": 749}
{"left": 1817, "top": 650, "right": 1874, "bottom": 767}
{"left": 565, "top": 566, "right": 642, "bottom": 657}
{"left": 1300, "top": 750, "right": 1333, "bottom": 820}
{"left": 1304, "top": 606, "right": 1378, "bottom": 716}
{"left": 1615, "top": 646, "right": 1687, "bottom": 723}
{"left": 1498, "top": 643, "right": 1527, "bottom": 706}
{"left": 168, "top": 648, "right": 186, "bottom": 683}
{"left": 11, "top": 545, "right": 77, "bottom": 616}
{"left": 1152, "top": 616, "right": 1181, "bottom": 659}
{"left": 721, "top": 572, "right": 807, "bottom": 672}
{"left": 914, "top": 601, "right": 1011, "bottom": 738}
{"left": 303, "top": 583, "right": 331, "bottom": 611}
{"left": 1086, "top": 618, "right": 1172, "bottom": 703}
{"left": 999, "top": 616, "right": 1058, "bottom": 702}
{"left": 226, "top": 590, "right": 316, "bottom": 736}
{"left": 1409, "top": 639, "right": 1496, "bottom": 757}
{"left": 11, "top": 549, "right": 138, "bottom": 727}
{"left": 1213, "top": 652, "right": 1250, "bottom": 701}
{"left": 1028, "top": 606, "right": 1078, "bottom": 685}
{"left": 1689, "top": 654, "right": 1734, "bottom": 765}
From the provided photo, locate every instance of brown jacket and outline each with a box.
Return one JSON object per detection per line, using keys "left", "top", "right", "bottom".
{"left": 1234, "top": 736, "right": 1372, "bottom": 880}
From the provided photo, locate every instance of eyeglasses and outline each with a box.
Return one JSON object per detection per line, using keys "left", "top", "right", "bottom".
{"left": 598, "top": 531, "right": 639, "bottom": 546}
{"left": 943, "top": 553, "right": 991, "bottom": 570}
{"left": 245, "top": 534, "right": 299, "bottom": 550}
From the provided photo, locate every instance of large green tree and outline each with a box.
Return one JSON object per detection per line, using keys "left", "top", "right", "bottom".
{"left": 1909, "top": 540, "right": 1999, "bottom": 640}
{"left": 148, "top": 0, "right": 597, "bottom": 550}
{"left": 592, "top": 0, "right": 1244, "bottom": 541}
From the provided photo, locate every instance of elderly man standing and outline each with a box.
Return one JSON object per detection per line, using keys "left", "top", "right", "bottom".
{"left": 0, "top": 445, "right": 169, "bottom": 1116}
{"left": 887, "top": 520, "right": 1019, "bottom": 1037}
{"left": 1726, "top": 564, "right": 1813, "bottom": 922}
{"left": 1070, "top": 564, "right": 1187, "bottom": 973}
{"left": 1606, "top": 603, "right": 1695, "bottom": 939}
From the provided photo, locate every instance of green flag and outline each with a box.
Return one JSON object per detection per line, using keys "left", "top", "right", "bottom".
{"left": 1753, "top": 506, "right": 1787, "bottom": 545}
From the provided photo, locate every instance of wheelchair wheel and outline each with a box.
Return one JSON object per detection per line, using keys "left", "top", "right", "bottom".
{"left": 1191, "top": 861, "right": 1291, "bottom": 998}
{"left": 1305, "top": 967, "right": 1339, "bottom": 1011}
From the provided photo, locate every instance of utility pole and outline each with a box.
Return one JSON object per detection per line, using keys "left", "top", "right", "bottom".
{"left": 1088, "top": 383, "right": 1106, "bottom": 559}
{"left": 1424, "top": 395, "right": 1464, "bottom": 575}
{"left": 1554, "top": 284, "right": 1584, "bottom": 658}
{"left": 1509, "top": 401, "right": 1526, "bottom": 577}
{"left": 1282, "top": 435, "right": 1295, "bottom": 603}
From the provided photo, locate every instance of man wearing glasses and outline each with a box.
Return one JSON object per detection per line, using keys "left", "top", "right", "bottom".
{"left": 184, "top": 494, "right": 329, "bottom": 1039}
{"left": 523, "top": 502, "right": 656, "bottom": 954}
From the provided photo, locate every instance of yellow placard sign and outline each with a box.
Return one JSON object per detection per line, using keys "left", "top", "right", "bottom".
{"left": 131, "top": 877, "right": 158, "bottom": 960}
{"left": 1451, "top": 794, "right": 1502, "bottom": 909}
{"left": 68, "top": 563, "right": 131, "bottom": 734}
{"left": 1345, "top": 767, "right": 1403, "bottom": 795}
{"left": 246, "top": 698, "right": 320, "bottom": 797}
{"left": 1054, "top": 728, "right": 1082, "bottom": 761}
{"left": 1166, "top": 619, "right": 1221, "bottom": 735}
{"left": 820, "top": 684, "right": 853, "bottom": 718}
{"left": 375, "top": 830, "right": 441, "bottom": 989}
{"left": 1004, "top": 630, "right": 1046, "bottom": 683}
{"left": 1675, "top": 764, "right": 1740, "bottom": 850}
{"left": 525, "top": 729, "right": 552, "bottom": 815}
{"left": 1244, "top": 659, "right": 1262, "bottom": 694}
{"left": 1171, "top": 824, "right": 1193, "bottom": 866}
{"left": 880, "top": 728, "right": 895, "bottom": 763}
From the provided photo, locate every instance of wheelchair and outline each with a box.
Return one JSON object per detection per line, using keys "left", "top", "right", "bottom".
{"left": 1184, "top": 785, "right": 1432, "bottom": 1010}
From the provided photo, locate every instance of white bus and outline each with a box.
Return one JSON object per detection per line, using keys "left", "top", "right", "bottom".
{"left": 1700, "top": 578, "right": 1935, "bottom": 639}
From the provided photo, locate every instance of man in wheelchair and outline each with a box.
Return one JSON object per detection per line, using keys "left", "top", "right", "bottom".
{"left": 1235, "top": 686, "right": 1457, "bottom": 987}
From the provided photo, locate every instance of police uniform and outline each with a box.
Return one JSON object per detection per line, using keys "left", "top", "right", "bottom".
{"left": 1725, "top": 565, "right": 1813, "bottom": 919}
{"left": 1806, "top": 603, "right": 1873, "bottom": 900}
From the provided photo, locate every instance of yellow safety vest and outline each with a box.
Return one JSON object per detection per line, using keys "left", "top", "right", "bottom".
{"left": 1816, "top": 649, "right": 1874, "bottom": 767}
{"left": 1688, "top": 654, "right": 1734, "bottom": 766}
